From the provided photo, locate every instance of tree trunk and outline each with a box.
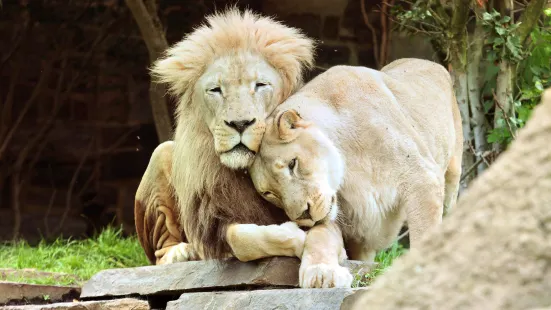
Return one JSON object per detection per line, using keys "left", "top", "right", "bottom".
{"left": 493, "top": 60, "right": 513, "bottom": 154}
{"left": 493, "top": 0, "right": 547, "bottom": 154}
{"left": 516, "top": 0, "right": 547, "bottom": 44}
{"left": 467, "top": 9, "right": 488, "bottom": 174}
{"left": 125, "top": 0, "right": 172, "bottom": 142}
{"left": 449, "top": 0, "right": 473, "bottom": 191}
{"left": 453, "top": 69, "right": 474, "bottom": 191}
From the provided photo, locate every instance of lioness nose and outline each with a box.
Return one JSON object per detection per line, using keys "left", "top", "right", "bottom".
{"left": 225, "top": 119, "right": 256, "bottom": 133}
{"left": 297, "top": 203, "right": 312, "bottom": 220}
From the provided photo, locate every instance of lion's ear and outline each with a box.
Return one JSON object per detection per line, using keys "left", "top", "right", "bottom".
{"left": 277, "top": 109, "right": 310, "bottom": 141}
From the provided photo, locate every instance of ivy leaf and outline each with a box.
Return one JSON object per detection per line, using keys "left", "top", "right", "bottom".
{"left": 487, "top": 131, "right": 499, "bottom": 143}
{"left": 483, "top": 100, "right": 494, "bottom": 113}
{"left": 535, "top": 80, "right": 544, "bottom": 91}
{"left": 495, "top": 26, "right": 506, "bottom": 36}
{"left": 506, "top": 36, "right": 522, "bottom": 60}
{"left": 483, "top": 12, "right": 494, "bottom": 21}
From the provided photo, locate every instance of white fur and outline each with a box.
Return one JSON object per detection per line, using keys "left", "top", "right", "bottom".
{"left": 250, "top": 59, "right": 463, "bottom": 287}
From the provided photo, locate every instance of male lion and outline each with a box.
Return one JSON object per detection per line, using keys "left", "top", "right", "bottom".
{"left": 134, "top": 9, "right": 315, "bottom": 265}
{"left": 249, "top": 59, "right": 463, "bottom": 288}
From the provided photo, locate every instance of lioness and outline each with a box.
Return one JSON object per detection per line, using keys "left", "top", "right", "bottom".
{"left": 250, "top": 59, "right": 463, "bottom": 288}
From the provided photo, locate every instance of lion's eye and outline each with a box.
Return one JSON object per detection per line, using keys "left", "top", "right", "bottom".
{"left": 208, "top": 87, "right": 222, "bottom": 94}
{"left": 288, "top": 158, "right": 297, "bottom": 172}
{"left": 255, "top": 82, "right": 268, "bottom": 91}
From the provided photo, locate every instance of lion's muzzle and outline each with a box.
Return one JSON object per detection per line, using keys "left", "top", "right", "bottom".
{"left": 215, "top": 119, "right": 266, "bottom": 169}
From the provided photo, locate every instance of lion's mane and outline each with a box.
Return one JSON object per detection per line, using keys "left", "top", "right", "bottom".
{"left": 150, "top": 8, "right": 315, "bottom": 258}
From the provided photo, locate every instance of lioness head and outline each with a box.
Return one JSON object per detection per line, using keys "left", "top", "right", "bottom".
{"left": 250, "top": 109, "right": 345, "bottom": 227}
{"left": 151, "top": 9, "right": 314, "bottom": 169}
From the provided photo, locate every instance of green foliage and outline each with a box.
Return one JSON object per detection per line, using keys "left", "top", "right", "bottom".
{"left": 482, "top": 10, "right": 525, "bottom": 63}
{"left": 487, "top": 9, "right": 551, "bottom": 145}
{"left": 0, "top": 227, "right": 149, "bottom": 286}
{"left": 353, "top": 241, "right": 407, "bottom": 287}
{"left": 392, "top": 2, "right": 550, "bottom": 147}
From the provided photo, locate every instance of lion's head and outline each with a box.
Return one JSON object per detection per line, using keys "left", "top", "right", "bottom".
{"left": 151, "top": 9, "right": 315, "bottom": 169}
{"left": 250, "top": 108, "right": 345, "bottom": 228}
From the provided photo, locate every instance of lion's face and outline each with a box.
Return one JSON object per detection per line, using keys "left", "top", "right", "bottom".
{"left": 250, "top": 109, "right": 345, "bottom": 227}
{"left": 196, "top": 53, "right": 284, "bottom": 169}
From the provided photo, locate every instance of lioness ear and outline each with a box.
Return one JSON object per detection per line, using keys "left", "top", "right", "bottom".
{"left": 277, "top": 109, "right": 310, "bottom": 141}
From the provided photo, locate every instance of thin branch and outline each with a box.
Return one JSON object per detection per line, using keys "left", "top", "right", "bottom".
{"left": 396, "top": 229, "right": 409, "bottom": 241}
{"left": 361, "top": 0, "right": 380, "bottom": 68}
{"left": 0, "top": 11, "right": 30, "bottom": 72}
{"left": 1, "top": 60, "right": 21, "bottom": 139}
{"left": 380, "top": 1, "right": 389, "bottom": 68}
{"left": 0, "top": 62, "right": 54, "bottom": 160}
{"left": 56, "top": 138, "right": 95, "bottom": 233}
{"left": 492, "top": 90, "right": 518, "bottom": 140}
{"left": 460, "top": 157, "right": 484, "bottom": 182}
{"left": 43, "top": 189, "right": 58, "bottom": 238}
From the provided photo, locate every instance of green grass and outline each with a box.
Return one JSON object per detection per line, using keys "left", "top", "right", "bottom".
{"left": 352, "top": 241, "right": 407, "bottom": 287}
{"left": 0, "top": 227, "right": 149, "bottom": 286}
{"left": 0, "top": 226, "right": 405, "bottom": 287}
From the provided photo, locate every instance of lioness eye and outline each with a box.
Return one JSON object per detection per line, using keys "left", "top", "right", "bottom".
{"left": 208, "top": 87, "right": 222, "bottom": 94}
{"left": 263, "top": 191, "right": 272, "bottom": 196}
{"left": 255, "top": 82, "right": 267, "bottom": 91}
{"left": 288, "top": 158, "right": 297, "bottom": 171}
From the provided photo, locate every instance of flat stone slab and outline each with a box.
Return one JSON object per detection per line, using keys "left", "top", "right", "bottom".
{"left": 166, "top": 288, "right": 368, "bottom": 310}
{"left": 81, "top": 257, "right": 375, "bottom": 299}
{"left": 0, "top": 282, "right": 80, "bottom": 305}
{"left": 0, "top": 298, "right": 149, "bottom": 310}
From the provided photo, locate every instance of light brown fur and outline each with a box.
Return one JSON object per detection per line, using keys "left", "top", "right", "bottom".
{"left": 134, "top": 8, "right": 315, "bottom": 264}
{"left": 349, "top": 87, "right": 551, "bottom": 310}
{"left": 250, "top": 59, "right": 463, "bottom": 287}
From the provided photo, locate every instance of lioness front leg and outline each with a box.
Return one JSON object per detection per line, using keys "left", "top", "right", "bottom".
{"left": 226, "top": 221, "right": 306, "bottom": 262}
{"left": 299, "top": 222, "right": 352, "bottom": 288}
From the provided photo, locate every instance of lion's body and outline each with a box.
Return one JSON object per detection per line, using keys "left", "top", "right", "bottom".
{"left": 135, "top": 9, "right": 314, "bottom": 264}
{"left": 250, "top": 59, "right": 462, "bottom": 284}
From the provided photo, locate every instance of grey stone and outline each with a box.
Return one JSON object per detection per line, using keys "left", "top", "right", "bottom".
{"left": 0, "top": 282, "right": 80, "bottom": 305}
{"left": 166, "top": 288, "right": 368, "bottom": 310}
{"left": 80, "top": 257, "right": 375, "bottom": 299}
{"left": 0, "top": 298, "right": 149, "bottom": 310}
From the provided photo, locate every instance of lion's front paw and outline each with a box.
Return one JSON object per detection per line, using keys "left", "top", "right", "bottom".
{"left": 280, "top": 221, "right": 307, "bottom": 257}
{"left": 157, "top": 242, "right": 194, "bottom": 264}
{"left": 299, "top": 263, "right": 353, "bottom": 288}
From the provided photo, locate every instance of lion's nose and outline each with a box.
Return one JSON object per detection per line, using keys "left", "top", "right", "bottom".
{"left": 225, "top": 118, "right": 256, "bottom": 133}
{"left": 297, "top": 203, "right": 312, "bottom": 220}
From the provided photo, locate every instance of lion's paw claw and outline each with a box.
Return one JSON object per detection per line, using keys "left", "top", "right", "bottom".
{"left": 299, "top": 263, "right": 353, "bottom": 288}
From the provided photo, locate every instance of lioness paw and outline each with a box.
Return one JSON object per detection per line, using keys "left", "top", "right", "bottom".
{"left": 299, "top": 263, "right": 353, "bottom": 288}
{"left": 279, "top": 221, "right": 307, "bottom": 257}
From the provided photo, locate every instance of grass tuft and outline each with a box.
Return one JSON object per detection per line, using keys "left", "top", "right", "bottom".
{"left": 352, "top": 241, "right": 407, "bottom": 287}
{"left": 0, "top": 227, "right": 149, "bottom": 286}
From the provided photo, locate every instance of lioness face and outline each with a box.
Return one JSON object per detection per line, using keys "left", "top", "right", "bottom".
{"left": 250, "top": 109, "right": 345, "bottom": 227}
{"left": 196, "top": 53, "right": 284, "bottom": 170}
